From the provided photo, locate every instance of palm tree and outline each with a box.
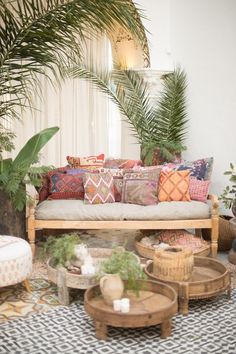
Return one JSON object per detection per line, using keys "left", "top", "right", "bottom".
{"left": 0, "top": 0, "right": 148, "bottom": 152}
{"left": 68, "top": 65, "right": 188, "bottom": 165}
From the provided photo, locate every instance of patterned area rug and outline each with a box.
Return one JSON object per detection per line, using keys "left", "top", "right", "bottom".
{"left": 0, "top": 229, "right": 236, "bottom": 325}
{"left": 0, "top": 289, "right": 236, "bottom": 354}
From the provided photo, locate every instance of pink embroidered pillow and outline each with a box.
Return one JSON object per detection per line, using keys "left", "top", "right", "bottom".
{"left": 189, "top": 177, "right": 210, "bottom": 202}
{"left": 83, "top": 172, "right": 115, "bottom": 204}
{"left": 67, "top": 153, "right": 105, "bottom": 169}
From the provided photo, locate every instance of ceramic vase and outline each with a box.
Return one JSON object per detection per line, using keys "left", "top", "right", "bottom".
{"left": 100, "top": 274, "right": 124, "bottom": 305}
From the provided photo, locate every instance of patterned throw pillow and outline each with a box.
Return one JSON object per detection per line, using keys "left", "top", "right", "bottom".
{"left": 99, "top": 168, "right": 124, "bottom": 202}
{"left": 38, "top": 167, "right": 68, "bottom": 202}
{"left": 67, "top": 153, "right": 105, "bottom": 169}
{"left": 158, "top": 170, "right": 191, "bottom": 202}
{"left": 49, "top": 173, "right": 84, "bottom": 200}
{"left": 104, "top": 158, "right": 142, "bottom": 169}
{"left": 163, "top": 157, "right": 213, "bottom": 180}
{"left": 83, "top": 172, "right": 115, "bottom": 204}
{"left": 158, "top": 230, "right": 209, "bottom": 251}
{"left": 189, "top": 177, "right": 210, "bottom": 202}
{"left": 122, "top": 168, "right": 161, "bottom": 206}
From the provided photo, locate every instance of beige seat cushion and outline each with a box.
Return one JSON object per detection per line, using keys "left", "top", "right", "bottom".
{"left": 36, "top": 200, "right": 210, "bottom": 221}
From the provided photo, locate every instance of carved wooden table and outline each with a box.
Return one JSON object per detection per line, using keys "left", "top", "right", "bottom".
{"left": 84, "top": 280, "right": 177, "bottom": 340}
{"left": 145, "top": 256, "right": 231, "bottom": 315}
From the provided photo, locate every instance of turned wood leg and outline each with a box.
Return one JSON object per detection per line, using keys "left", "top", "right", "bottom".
{"left": 95, "top": 321, "right": 108, "bottom": 340}
{"left": 160, "top": 319, "right": 172, "bottom": 339}
{"left": 178, "top": 282, "right": 189, "bottom": 315}
{"left": 23, "top": 279, "right": 31, "bottom": 293}
{"left": 57, "top": 267, "right": 70, "bottom": 305}
{"left": 28, "top": 206, "right": 36, "bottom": 259}
{"left": 211, "top": 215, "right": 219, "bottom": 258}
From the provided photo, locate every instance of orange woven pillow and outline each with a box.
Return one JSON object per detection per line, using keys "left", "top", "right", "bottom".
{"left": 158, "top": 170, "right": 191, "bottom": 201}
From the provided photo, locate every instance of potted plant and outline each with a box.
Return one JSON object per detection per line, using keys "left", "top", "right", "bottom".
{"left": 42, "top": 233, "right": 81, "bottom": 268}
{"left": 99, "top": 248, "right": 146, "bottom": 304}
{"left": 69, "top": 66, "right": 188, "bottom": 166}
{"left": 220, "top": 163, "right": 236, "bottom": 217}
{"left": 0, "top": 127, "right": 59, "bottom": 237}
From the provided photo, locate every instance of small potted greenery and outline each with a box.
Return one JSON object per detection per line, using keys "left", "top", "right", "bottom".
{"left": 42, "top": 233, "right": 81, "bottom": 268}
{"left": 220, "top": 163, "right": 236, "bottom": 217}
{"left": 99, "top": 248, "right": 146, "bottom": 305}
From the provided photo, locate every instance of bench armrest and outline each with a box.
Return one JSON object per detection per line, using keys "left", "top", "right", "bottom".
{"left": 208, "top": 194, "right": 219, "bottom": 216}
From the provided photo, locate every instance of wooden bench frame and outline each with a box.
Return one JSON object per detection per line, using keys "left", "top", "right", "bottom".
{"left": 28, "top": 194, "right": 219, "bottom": 258}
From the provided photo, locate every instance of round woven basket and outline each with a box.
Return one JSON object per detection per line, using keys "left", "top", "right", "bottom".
{"left": 135, "top": 232, "right": 210, "bottom": 260}
{"left": 202, "top": 216, "right": 235, "bottom": 251}
{"left": 153, "top": 247, "right": 194, "bottom": 282}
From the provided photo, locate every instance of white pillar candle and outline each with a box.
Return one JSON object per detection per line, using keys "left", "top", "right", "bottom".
{"left": 113, "top": 299, "right": 121, "bottom": 312}
{"left": 121, "top": 298, "right": 130, "bottom": 306}
{"left": 121, "top": 303, "right": 130, "bottom": 313}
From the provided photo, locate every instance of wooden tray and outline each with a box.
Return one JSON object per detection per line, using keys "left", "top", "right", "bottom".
{"left": 84, "top": 280, "right": 177, "bottom": 340}
{"left": 47, "top": 248, "right": 113, "bottom": 305}
{"left": 135, "top": 233, "right": 210, "bottom": 260}
{"left": 145, "top": 256, "right": 231, "bottom": 315}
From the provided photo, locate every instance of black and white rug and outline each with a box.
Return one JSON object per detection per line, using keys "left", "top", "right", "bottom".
{"left": 0, "top": 290, "right": 236, "bottom": 354}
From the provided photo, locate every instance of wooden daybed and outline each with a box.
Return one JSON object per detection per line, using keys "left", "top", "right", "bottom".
{"left": 28, "top": 195, "right": 219, "bottom": 258}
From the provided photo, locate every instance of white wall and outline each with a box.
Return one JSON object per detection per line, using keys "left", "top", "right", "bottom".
{"left": 135, "top": 0, "right": 236, "bottom": 213}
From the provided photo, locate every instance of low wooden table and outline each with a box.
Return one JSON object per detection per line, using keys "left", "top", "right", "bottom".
{"left": 84, "top": 280, "right": 177, "bottom": 340}
{"left": 145, "top": 256, "right": 231, "bottom": 315}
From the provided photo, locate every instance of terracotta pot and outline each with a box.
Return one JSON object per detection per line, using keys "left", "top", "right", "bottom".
{"left": 229, "top": 218, "right": 236, "bottom": 236}
{"left": 100, "top": 274, "right": 124, "bottom": 305}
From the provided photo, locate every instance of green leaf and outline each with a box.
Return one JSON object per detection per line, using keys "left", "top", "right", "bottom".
{"left": 12, "top": 127, "right": 59, "bottom": 172}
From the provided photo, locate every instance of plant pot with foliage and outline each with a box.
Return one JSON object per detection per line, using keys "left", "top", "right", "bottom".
{"left": 99, "top": 248, "right": 146, "bottom": 305}
{"left": 0, "top": 127, "right": 59, "bottom": 238}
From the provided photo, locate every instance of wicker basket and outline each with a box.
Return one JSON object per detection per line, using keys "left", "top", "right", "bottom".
{"left": 153, "top": 247, "right": 194, "bottom": 281}
{"left": 135, "top": 232, "right": 210, "bottom": 260}
{"left": 202, "top": 216, "right": 235, "bottom": 252}
{"left": 47, "top": 248, "right": 113, "bottom": 290}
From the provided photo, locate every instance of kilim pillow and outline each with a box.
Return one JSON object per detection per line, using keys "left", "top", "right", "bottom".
{"left": 67, "top": 153, "right": 105, "bottom": 169}
{"left": 83, "top": 172, "right": 115, "bottom": 204}
{"left": 38, "top": 167, "right": 69, "bottom": 202}
{"left": 104, "top": 158, "right": 142, "bottom": 169}
{"left": 158, "top": 170, "right": 191, "bottom": 202}
{"left": 163, "top": 157, "right": 213, "bottom": 180}
{"left": 189, "top": 177, "right": 210, "bottom": 202}
{"left": 49, "top": 173, "right": 84, "bottom": 200}
{"left": 158, "top": 230, "right": 209, "bottom": 252}
{"left": 122, "top": 168, "right": 161, "bottom": 206}
{"left": 99, "top": 168, "right": 124, "bottom": 202}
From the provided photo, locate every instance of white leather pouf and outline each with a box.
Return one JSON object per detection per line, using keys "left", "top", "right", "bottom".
{"left": 0, "top": 235, "right": 32, "bottom": 288}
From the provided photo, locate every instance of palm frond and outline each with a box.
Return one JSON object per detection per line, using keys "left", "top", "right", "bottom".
{"left": 0, "top": 0, "right": 148, "bottom": 151}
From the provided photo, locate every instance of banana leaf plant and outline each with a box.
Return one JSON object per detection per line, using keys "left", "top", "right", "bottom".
{"left": 0, "top": 126, "right": 59, "bottom": 211}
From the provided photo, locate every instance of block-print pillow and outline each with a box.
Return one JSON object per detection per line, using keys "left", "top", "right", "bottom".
{"left": 189, "top": 177, "right": 210, "bottom": 202}
{"left": 158, "top": 230, "right": 209, "bottom": 252}
{"left": 67, "top": 153, "right": 105, "bottom": 169}
{"left": 158, "top": 170, "right": 191, "bottom": 202}
{"left": 163, "top": 157, "right": 213, "bottom": 180}
{"left": 38, "top": 167, "right": 68, "bottom": 202}
{"left": 49, "top": 173, "right": 84, "bottom": 200}
{"left": 83, "top": 172, "right": 115, "bottom": 204}
{"left": 122, "top": 168, "right": 161, "bottom": 206}
{"left": 104, "top": 158, "right": 142, "bottom": 169}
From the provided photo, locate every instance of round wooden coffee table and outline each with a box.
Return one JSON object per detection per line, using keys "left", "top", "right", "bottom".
{"left": 145, "top": 256, "right": 231, "bottom": 315}
{"left": 84, "top": 280, "right": 177, "bottom": 340}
